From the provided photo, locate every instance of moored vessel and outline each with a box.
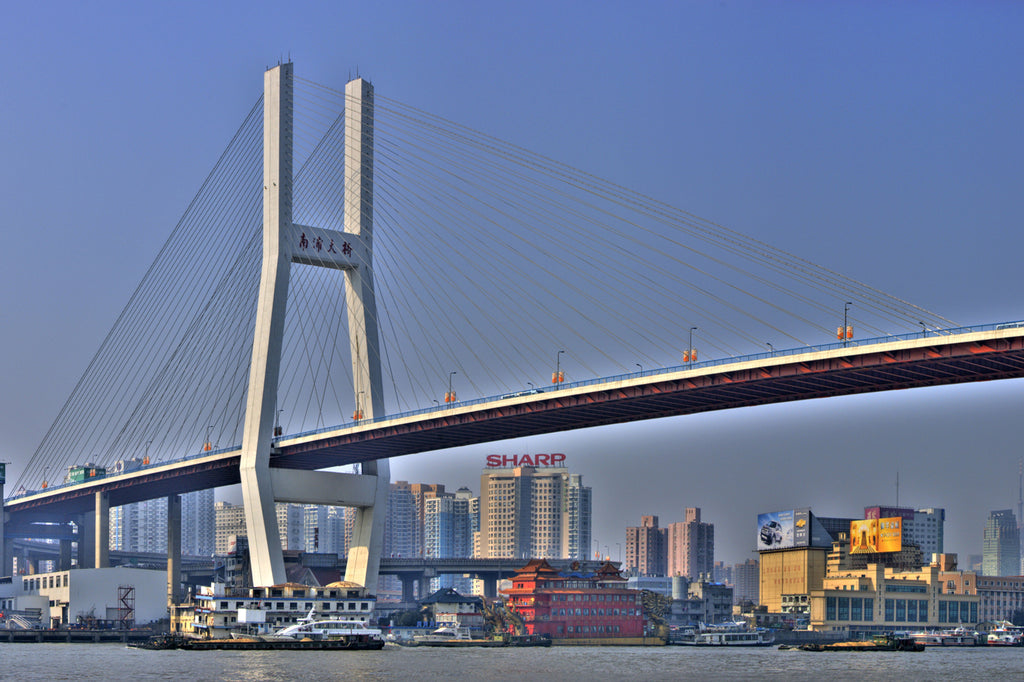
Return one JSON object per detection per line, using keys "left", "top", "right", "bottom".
{"left": 669, "top": 622, "right": 774, "bottom": 647}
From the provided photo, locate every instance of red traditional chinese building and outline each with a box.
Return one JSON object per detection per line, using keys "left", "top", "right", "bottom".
{"left": 502, "top": 559, "right": 644, "bottom": 640}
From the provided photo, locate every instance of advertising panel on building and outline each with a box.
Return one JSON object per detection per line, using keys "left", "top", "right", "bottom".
{"left": 757, "top": 509, "right": 810, "bottom": 551}
{"left": 850, "top": 517, "right": 902, "bottom": 554}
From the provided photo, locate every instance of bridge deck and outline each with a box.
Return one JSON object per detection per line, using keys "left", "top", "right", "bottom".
{"left": 7, "top": 326, "right": 1024, "bottom": 519}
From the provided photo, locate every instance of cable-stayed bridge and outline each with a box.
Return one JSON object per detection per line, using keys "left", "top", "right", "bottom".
{"left": 4, "top": 64, "right": 1024, "bottom": 594}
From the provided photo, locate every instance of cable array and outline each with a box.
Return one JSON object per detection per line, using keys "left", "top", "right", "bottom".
{"left": 12, "top": 74, "right": 953, "bottom": 492}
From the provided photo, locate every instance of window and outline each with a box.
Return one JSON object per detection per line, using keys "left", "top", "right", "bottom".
{"left": 896, "top": 599, "right": 906, "bottom": 622}
{"left": 918, "top": 601, "right": 928, "bottom": 622}
{"left": 826, "top": 597, "right": 836, "bottom": 621}
{"left": 851, "top": 598, "right": 862, "bottom": 621}
{"left": 837, "top": 598, "right": 849, "bottom": 621}
{"left": 864, "top": 599, "right": 873, "bottom": 622}
{"left": 884, "top": 599, "right": 894, "bottom": 622}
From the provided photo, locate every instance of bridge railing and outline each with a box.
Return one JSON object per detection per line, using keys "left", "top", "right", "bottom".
{"left": 285, "top": 319, "right": 1024, "bottom": 441}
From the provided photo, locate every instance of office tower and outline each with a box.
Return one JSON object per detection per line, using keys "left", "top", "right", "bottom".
{"left": 983, "top": 509, "right": 1021, "bottom": 576}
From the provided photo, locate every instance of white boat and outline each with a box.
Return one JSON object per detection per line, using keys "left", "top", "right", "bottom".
{"left": 671, "top": 622, "right": 774, "bottom": 647}
{"left": 273, "top": 608, "right": 383, "bottom": 643}
{"left": 987, "top": 626, "right": 1024, "bottom": 646}
{"left": 908, "top": 628, "right": 980, "bottom": 647}
{"left": 413, "top": 625, "right": 472, "bottom": 643}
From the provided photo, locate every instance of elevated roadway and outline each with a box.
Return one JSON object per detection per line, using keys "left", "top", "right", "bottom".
{"left": 7, "top": 324, "right": 1024, "bottom": 523}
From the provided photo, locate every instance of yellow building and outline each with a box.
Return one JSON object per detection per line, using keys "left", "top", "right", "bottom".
{"left": 758, "top": 547, "right": 828, "bottom": 613}
{"left": 808, "top": 558, "right": 979, "bottom": 634}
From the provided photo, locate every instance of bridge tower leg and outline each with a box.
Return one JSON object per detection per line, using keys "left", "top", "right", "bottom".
{"left": 240, "top": 64, "right": 389, "bottom": 590}
{"left": 340, "top": 76, "right": 389, "bottom": 593}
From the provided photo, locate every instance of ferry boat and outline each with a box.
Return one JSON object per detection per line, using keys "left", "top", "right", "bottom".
{"left": 907, "top": 627, "right": 981, "bottom": 647}
{"left": 274, "top": 614, "right": 384, "bottom": 645}
{"left": 670, "top": 622, "right": 774, "bottom": 647}
{"left": 410, "top": 625, "right": 505, "bottom": 647}
{"left": 986, "top": 623, "right": 1024, "bottom": 646}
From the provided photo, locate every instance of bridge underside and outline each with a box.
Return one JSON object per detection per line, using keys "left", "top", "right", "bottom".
{"left": 9, "top": 334, "right": 1024, "bottom": 520}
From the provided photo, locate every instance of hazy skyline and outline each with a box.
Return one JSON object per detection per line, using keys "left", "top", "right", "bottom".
{"left": 3, "top": 2, "right": 1024, "bottom": 567}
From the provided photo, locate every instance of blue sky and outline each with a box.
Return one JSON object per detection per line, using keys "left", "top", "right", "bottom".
{"left": 3, "top": 1, "right": 1024, "bottom": 566}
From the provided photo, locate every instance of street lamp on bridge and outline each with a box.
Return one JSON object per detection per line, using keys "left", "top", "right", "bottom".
{"left": 553, "top": 349, "right": 565, "bottom": 384}
{"left": 636, "top": 363, "right": 643, "bottom": 375}
{"left": 685, "top": 326, "right": 698, "bottom": 363}
{"left": 766, "top": 342, "right": 774, "bottom": 357}
{"left": 445, "top": 371, "right": 457, "bottom": 404}
{"left": 840, "top": 301, "right": 853, "bottom": 347}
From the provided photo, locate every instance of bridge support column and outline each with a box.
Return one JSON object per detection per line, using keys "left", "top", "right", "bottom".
{"left": 78, "top": 513, "right": 94, "bottom": 568}
{"left": 0, "top": 503, "right": 7, "bottom": 577}
{"left": 78, "top": 493, "right": 110, "bottom": 569}
{"left": 167, "top": 494, "right": 182, "bottom": 607}
{"left": 94, "top": 491, "right": 109, "bottom": 568}
{"left": 2, "top": 538, "right": 13, "bottom": 578}
{"left": 483, "top": 575, "right": 498, "bottom": 599}
{"left": 400, "top": 575, "right": 417, "bottom": 603}
{"left": 59, "top": 539, "right": 72, "bottom": 571}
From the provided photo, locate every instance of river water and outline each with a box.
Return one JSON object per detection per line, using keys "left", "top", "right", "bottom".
{"left": 3, "top": 642, "right": 1024, "bottom": 681}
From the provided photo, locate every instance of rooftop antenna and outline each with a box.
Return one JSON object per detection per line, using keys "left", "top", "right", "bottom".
{"left": 895, "top": 469, "right": 899, "bottom": 508}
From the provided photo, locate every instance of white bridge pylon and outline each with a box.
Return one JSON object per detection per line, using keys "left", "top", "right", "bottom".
{"left": 240, "top": 63, "right": 389, "bottom": 589}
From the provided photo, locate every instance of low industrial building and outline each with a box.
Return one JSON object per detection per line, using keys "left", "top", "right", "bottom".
{"left": 8, "top": 566, "right": 167, "bottom": 627}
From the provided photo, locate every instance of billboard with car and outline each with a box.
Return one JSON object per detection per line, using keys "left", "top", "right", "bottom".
{"left": 757, "top": 509, "right": 811, "bottom": 551}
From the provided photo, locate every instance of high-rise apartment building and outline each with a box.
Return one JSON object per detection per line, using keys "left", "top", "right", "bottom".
{"left": 276, "top": 503, "right": 304, "bottom": 551}
{"left": 214, "top": 501, "right": 247, "bottom": 554}
{"left": 411, "top": 483, "right": 450, "bottom": 558}
{"left": 110, "top": 489, "right": 214, "bottom": 555}
{"left": 733, "top": 558, "right": 760, "bottom": 605}
{"left": 212, "top": 501, "right": 305, "bottom": 554}
{"left": 181, "top": 489, "right": 215, "bottom": 556}
{"left": 566, "top": 473, "right": 592, "bottom": 561}
{"left": 384, "top": 481, "right": 416, "bottom": 559}
{"left": 424, "top": 496, "right": 472, "bottom": 560}
{"left": 625, "top": 515, "right": 667, "bottom": 576}
{"left": 302, "top": 505, "right": 349, "bottom": 556}
{"left": 983, "top": 509, "right": 1021, "bottom": 576}
{"left": 477, "top": 465, "right": 591, "bottom": 560}
{"left": 668, "top": 507, "right": 714, "bottom": 579}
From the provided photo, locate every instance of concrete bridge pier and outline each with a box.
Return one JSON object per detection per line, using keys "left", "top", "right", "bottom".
{"left": 58, "top": 539, "right": 72, "bottom": 571}
{"left": 78, "top": 491, "right": 110, "bottom": 569}
{"left": 167, "top": 494, "right": 182, "bottom": 607}
{"left": 1, "top": 537, "right": 13, "bottom": 577}
{"left": 399, "top": 575, "right": 418, "bottom": 603}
